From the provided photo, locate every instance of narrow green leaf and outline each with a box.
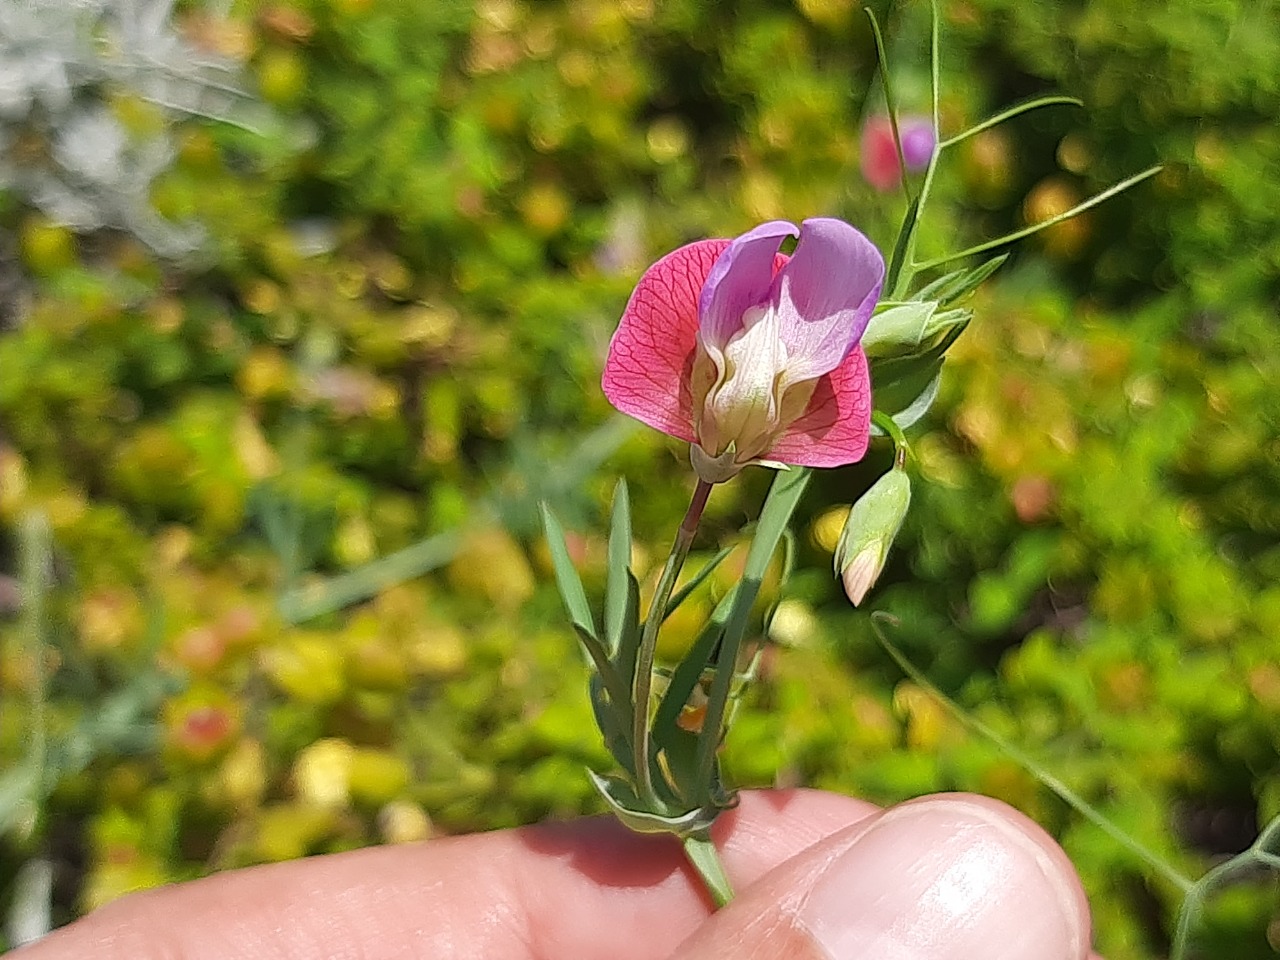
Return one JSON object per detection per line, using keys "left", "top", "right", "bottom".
{"left": 870, "top": 357, "right": 942, "bottom": 435}
{"left": 540, "top": 503, "right": 598, "bottom": 640}
{"left": 938, "top": 96, "right": 1083, "bottom": 151}
{"left": 864, "top": 8, "right": 913, "bottom": 204}
{"left": 915, "top": 166, "right": 1163, "bottom": 272}
{"left": 278, "top": 528, "right": 462, "bottom": 623}
{"left": 573, "top": 624, "right": 632, "bottom": 724}
{"left": 695, "top": 468, "right": 811, "bottom": 786}
{"left": 654, "top": 592, "right": 735, "bottom": 746}
{"left": 603, "top": 480, "right": 633, "bottom": 658}
{"left": 589, "top": 674, "right": 635, "bottom": 776}
{"left": 885, "top": 193, "right": 923, "bottom": 298}
{"left": 891, "top": 370, "right": 943, "bottom": 430}
{"left": 663, "top": 545, "right": 735, "bottom": 623}
{"left": 614, "top": 574, "right": 642, "bottom": 683}
{"left": 921, "top": 307, "right": 972, "bottom": 341}
{"left": 938, "top": 255, "right": 1008, "bottom": 305}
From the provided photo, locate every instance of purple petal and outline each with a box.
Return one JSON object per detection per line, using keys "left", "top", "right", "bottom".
{"left": 697, "top": 220, "right": 798, "bottom": 350}
{"left": 768, "top": 218, "right": 885, "bottom": 384}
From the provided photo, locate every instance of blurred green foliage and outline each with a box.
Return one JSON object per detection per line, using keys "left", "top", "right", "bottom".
{"left": 1, "top": 1, "right": 1277, "bottom": 957}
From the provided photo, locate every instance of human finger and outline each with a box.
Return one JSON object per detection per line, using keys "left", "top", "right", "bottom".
{"left": 673, "top": 793, "right": 1093, "bottom": 960}
{"left": 18, "top": 788, "right": 876, "bottom": 960}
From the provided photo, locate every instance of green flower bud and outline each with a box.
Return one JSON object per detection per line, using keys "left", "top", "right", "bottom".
{"left": 834, "top": 468, "right": 911, "bottom": 606}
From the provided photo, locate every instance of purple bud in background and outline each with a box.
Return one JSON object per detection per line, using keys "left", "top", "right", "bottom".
{"left": 900, "top": 118, "right": 937, "bottom": 171}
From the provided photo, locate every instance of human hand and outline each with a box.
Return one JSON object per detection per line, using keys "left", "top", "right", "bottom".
{"left": 17, "top": 789, "right": 1099, "bottom": 959}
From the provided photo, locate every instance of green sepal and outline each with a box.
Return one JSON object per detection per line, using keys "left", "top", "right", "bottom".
{"left": 862, "top": 301, "right": 938, "bottom": 359}
{"left": 863, "top": 301, "right": 970, "bottom": 360}
{"left": 913, "top": 254, "right": 1008, "bottom": 307}
{"left": 868, "top": 311, "right": 968, "bottom": 433}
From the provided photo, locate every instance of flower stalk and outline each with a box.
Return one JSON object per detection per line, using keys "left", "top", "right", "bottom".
{"left": 632, "top": 478, "right": 712, "bottom": 805}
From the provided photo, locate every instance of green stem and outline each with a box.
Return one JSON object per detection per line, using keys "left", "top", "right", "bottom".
{"left": 872, "top": 410, "right": 910, "bottom": 466}
{"left": 870, "top": 615, "right": 1195, "bottom": 897}
{"left": 936, "top": 97, "right": 1082, "bottom": 151}
{"left": 633, "top": 479, "right": 713, "bottom": 805}
{"left": 888, "top": 0, "right": 942, "bottom": 301}
{"left": 864, "top": 9, "right": 914, "bottom": 205}
{"left": 683, "top": 833, "right": 734, "bottom": 907}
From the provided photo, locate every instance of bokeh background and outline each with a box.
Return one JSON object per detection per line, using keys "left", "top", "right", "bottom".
{"left": 1, "top": 0, "right": 1278, "bottom": 956}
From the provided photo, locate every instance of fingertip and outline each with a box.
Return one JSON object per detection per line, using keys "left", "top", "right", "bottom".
{"left": 677, "top": 792, "right": 1093, "bottom": 960}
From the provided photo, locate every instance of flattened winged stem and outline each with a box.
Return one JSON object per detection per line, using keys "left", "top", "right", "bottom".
{"left": 683, "top": 834, "right": 734, "bottom": 908}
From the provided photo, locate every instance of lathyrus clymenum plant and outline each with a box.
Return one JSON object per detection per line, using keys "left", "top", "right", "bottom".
{"left": 543, "top": 7, "right": 1160, "bottom": 909}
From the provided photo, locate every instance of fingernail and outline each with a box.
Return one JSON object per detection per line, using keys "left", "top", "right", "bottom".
{"left": 797, "top": 794, "right": 1090, "bottom": 960}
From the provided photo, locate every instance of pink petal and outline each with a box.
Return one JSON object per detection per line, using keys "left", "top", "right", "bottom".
{"left": 601, "top": 239, "right": 731, "bottom": 441}
{"left": 766, "top": 345, "right": 872, "bottom": 467}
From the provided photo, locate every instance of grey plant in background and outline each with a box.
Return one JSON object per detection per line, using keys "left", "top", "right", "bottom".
{"left": 0, "top": 0, "right": 259, "bottom": 257}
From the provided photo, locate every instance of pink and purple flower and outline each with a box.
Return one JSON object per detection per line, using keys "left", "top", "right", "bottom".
{"left": 602, "top": 218, "right": 885, "bottom": 483}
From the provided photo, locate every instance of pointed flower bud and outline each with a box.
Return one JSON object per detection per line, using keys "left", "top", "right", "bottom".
{"left": 835, "top": 467, "right": 911, "bottom": 606}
